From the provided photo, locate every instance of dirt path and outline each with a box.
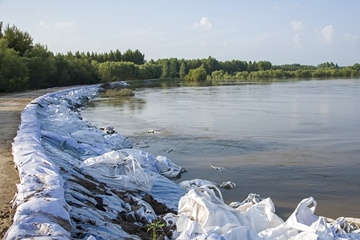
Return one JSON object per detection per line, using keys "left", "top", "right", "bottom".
{"left": 0, "top": 88, "right": 70, "bottom": 238}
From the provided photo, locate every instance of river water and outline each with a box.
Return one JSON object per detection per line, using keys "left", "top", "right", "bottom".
{"left": 81, "top": 79, "right": 360, "bottom": 219}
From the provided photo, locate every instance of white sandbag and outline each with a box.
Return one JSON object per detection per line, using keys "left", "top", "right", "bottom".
{"left": 71, "top": 130, "right": 108, "bottom": 147}
{"left": 258, "top": 197, "right": 340, "bottom": 240}
{"left": 104, "top": 133, "right": 133, "bottom": 149}
{"left": 150, "top": 174, "right": 186, "bottom": 211}
{"left": 177, "top": 222, "right": 262, "bottom": 240}
{"left": 120, "top": 149, "right": 184, "bottom": 178}
{"left": 156, "top": 155, "right": 182, "bottom": 178}
{"left": 243, "top": 197, "right": 284, "bottom": 234}
{"left": 118, "top": 149, "right": 160, "bottom": 173}
{"left": 176, "top": 185, "right": 251, "bottom": 238}
{"left": 80, "top": 150, "right": 154, "bottom": 192}
{"left": 330, "top": 217, "right": 360, "bottom": 237}
{"left": 230, "top": 193, "right": 263, "bottom": 213}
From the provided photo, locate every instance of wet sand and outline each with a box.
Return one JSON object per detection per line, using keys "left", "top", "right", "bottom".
{"left": 0, "top": 88, "right": 70, "bottom": 238}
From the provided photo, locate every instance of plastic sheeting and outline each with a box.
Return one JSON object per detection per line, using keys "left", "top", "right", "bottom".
{"left": 176, "top": 185, "right": 360, "bottom": 240}
{"left": 80, "top": 151, "right": 154, "bottom": 192}
{"left": 5, "top": 85, "right": 360, "bottom": 239}
{"left": 5, "top": 85, "right": 186, "bottom": 240}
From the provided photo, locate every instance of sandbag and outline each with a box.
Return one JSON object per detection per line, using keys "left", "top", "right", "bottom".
{"left": 242, "top": 197, "right": 284, "bottom": 234}
{"left": 80, "top": 150, "right": 153, "bottom": 192}
{"left": 119, "top": 149, "right": 183, "bottom": 178}
{"left": 258, "top": 197, "right": 354, "bottom": 240}
{"left": 176, "top": 185, "right": 254, "bottom": 239}
{"left": 156, "top": 155, "right": 182, "bottom": 178}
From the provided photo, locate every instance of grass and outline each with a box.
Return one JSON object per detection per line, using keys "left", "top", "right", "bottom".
{"left": 99, "top": 88, "right": 135, "bottom": 98}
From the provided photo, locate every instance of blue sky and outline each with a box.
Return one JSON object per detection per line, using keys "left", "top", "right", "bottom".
{"left": 1, "top": 0, "right": 359, "bottom": 66}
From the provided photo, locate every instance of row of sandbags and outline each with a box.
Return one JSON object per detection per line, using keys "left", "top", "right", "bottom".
{"left": 6, "top": 87, "right": 99, "bottom": 239}
{"left": 5, "top": 86, "right": 186, "bottom": 239}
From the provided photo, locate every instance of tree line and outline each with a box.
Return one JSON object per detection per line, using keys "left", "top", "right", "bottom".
{"left": 0, "top": 22, "right": 359, "bottom": 93}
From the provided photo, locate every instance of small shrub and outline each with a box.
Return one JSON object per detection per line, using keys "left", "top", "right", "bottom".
{"left": 147, "top": 220, "right": 165, "bottom": 240}
{"left": 99, "top": 88, "right": 135, "bottom": 98}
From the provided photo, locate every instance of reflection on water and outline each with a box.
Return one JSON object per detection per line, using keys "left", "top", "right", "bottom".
{"left": 82, "top": 79, "right": 360, "bottom": 219}
{"left": 86, "top": 97, "right": 146, "bottom": 109}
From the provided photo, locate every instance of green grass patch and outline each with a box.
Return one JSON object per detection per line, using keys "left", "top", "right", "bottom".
{"left": 99, "top": 88, "right": 135, "bottom": 98}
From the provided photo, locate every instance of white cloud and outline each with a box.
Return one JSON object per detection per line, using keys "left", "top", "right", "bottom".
{"left": 193, "top": 17, "right": 212, "bottom": 30}
{"left": 39, "top": 20, "right": 75, "bottom": 30}
{"left": 290, "top": 20, "right": 303, "bottom": 31}
{"left": 321, "top": 25, "right": 334, "bottom": 43}
{"left": 290, "top": 21, "right": 303, "bottom": 48}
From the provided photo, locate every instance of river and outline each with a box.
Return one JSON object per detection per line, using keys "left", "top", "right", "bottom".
{"left": 81, "top": 78, "right": 360, "bottom": 219}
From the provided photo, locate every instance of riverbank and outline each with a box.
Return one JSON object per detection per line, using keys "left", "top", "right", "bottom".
{"left": 2, "top": 85, "right": 360, "bottom": 239}
{"left": 0, "top": 87, "right": 73, "bottom": 238}
{"left": 3, "top": 86, "right": 186, "bottom": 239}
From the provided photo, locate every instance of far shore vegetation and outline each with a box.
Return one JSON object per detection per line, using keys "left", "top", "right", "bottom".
{"left": 1, "top": 22, "right": 359, "bottom": 93}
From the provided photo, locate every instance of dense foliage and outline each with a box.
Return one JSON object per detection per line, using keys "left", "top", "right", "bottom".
{"left": 0, "top": 22, "right": 359, "bottom": 93}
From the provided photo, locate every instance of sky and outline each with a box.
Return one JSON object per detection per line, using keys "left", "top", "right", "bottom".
{"left": 1, "top": 0, "right": 359, "bottom": 66}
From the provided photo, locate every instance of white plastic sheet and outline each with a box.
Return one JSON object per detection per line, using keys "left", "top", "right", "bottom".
{"left": 80, "top": 150, "right": 154, "bottom": 192}
{"left": 176, "top": 187, "right": 360, "bottom": 240}
{"left": 176, "top": 186, "right": 260, "bottom": 240}
{"left": 5, "top": 85, "right": 186, "bottom": 239}
{"left": 257, "top": 197, "right": 360, "bottom": 240}
{"left": 156, "top": 155, "right": 182, "bottom": 178}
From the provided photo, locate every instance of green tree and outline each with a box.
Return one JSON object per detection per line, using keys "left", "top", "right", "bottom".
{"left": 185, "top": 58, "right": 202, "bottom": 70}
{"left": 97, "top": 61, "right": 138, "bottom": 82}
{"left": 24, "top": 44, "right": 56, "bottom": 89}
{"left": 211, "top": 70, "right": 225, "bottom": 79}
{"left": 318, "top": 62, "right": 338, "bottom": 69}
{"left": 169, "top": 58, "right": 179, "bottom": 78}
{"left": 2, "top": 24, "right": 33, "bottom": 56}
{"left": 184, "top": 65, "right": 207, "bottom": 81}
{"left": 353, "top": 63, "right": 360, "bottom": 72}
{"left": 203, "top": 56, "right": 219, "bottom": 73}
{"left": 219, "top": 60, "right": 247, "bottom": 73}
{"left": 68, "top": 58, "right": 95, "bottom": 85}
{"left": 138, "top": 63, "right": 162, "bottom": 79}
{"left": 0, "top": 22, "right": 3, "bottom": 38}
{"left": 113, "top": 49, "right": 122, "bottom": 61}
{"left": 160, "top": 59, "right": 171, "bottom": 78}
{"left": 53, "top": 54, "right": 72, "bottom": 86}
{"left": 179, "top": 61, "right": 187, "bottom": 79}
{"left": 122, "top": 49, "right": 145, "bottom": 65}
{"left": 248, "top": 61, "right": 259, "bottom": 72}
{"left": 258, "top": 61, "right": 272, "bottom": 70}
{"left": 0, "top": 38, "right": 29, "bottom": 92}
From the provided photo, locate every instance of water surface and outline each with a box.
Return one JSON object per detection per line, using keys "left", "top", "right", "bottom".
{"left": 82, "top": 79, "right": 360, "bottom": 219}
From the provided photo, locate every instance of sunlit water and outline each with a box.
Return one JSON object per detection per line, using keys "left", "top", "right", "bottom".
{"left": 81, "top": 79, "right": 360, "bottom": 219}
